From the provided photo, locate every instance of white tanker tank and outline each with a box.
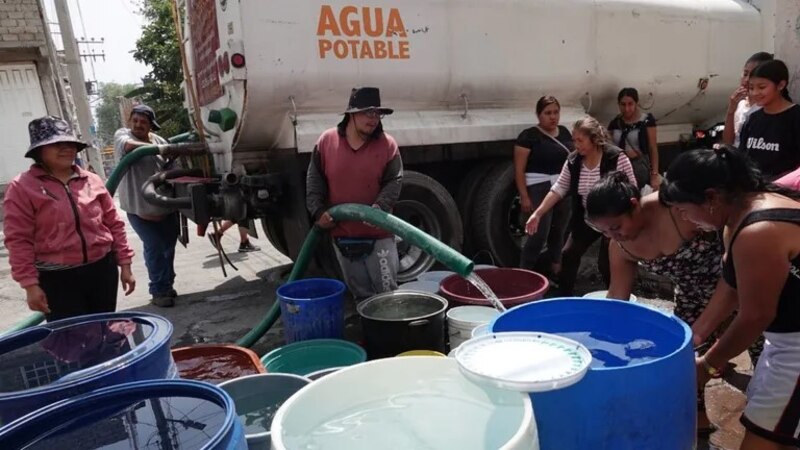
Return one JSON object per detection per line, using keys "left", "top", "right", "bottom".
{"left": 178, "top": 0, "right": 769, "bottom": 278}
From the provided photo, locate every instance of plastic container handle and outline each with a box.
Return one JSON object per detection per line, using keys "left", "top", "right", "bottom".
{"left": 408, "top": 319, "right": 429, "bottom": 327}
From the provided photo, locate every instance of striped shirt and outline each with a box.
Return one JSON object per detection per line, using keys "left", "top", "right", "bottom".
{"left": 551, "top": 154, "right": 636, "bottom": 207}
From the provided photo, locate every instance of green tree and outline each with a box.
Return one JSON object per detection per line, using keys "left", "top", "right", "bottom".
{"left": 132, "top": 0, "right": 190, "bottom": 139}
{"left": 95, "top": 82, "right": 138, "bottom": 146}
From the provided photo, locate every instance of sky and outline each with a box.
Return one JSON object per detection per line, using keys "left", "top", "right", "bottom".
{"left": 42, "top": 0, "right": 150, "bottom": 86}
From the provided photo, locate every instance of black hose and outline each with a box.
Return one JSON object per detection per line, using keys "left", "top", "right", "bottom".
{"left": 141, "top": 168, "right": 203, "bottom": 209}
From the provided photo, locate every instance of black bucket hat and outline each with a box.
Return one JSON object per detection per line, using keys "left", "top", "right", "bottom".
{"left": 343, "top": 87, "right": 394, "bottom": 115}
{"left": 131, "top": 104, "right": 161, "bottom": 131}
{"left": 25, "top": 116, "right": 87, "bottom": 158}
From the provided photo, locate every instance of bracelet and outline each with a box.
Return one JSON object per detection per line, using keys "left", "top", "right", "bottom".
{"left": 702, "top": 358, "right": 724, "bottom": 378}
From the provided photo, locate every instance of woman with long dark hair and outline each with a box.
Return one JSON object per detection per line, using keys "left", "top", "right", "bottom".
{"left": 660, "top": 146, "right": 800, "bottom": 449}
{"left": 608, "top": 87, "right": 660, "bottom": 191}
{"left": 739, "top": 59, "right": 800, "bottom": 180}
{"left": 722, "top": 51, "right": 773, "bottom": 148}
{"left": 514, "top": 96, "right": 573, "bottom": 273}
{"left": 586, "top": 171, "right": 761, "bottom": 435}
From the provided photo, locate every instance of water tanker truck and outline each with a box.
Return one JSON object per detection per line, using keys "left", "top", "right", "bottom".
{"left": 169, "top": 0, "right": 800, "bottom": 279}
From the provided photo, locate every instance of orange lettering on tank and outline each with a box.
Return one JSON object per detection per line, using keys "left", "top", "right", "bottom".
{"left": 316, "top": 5, "right": 411, "bottom": 60}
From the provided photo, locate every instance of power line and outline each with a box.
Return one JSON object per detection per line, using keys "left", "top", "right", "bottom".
{"left": 73, "top": 0, "right": 97, "bottom": 82}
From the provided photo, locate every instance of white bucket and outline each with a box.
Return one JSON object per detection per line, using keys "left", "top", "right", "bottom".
{"left": 447, "top": 306, "right": 499, "bottom": 350}
{"left": 271, "top": 357, "right": 538, "bottom": 450}
{"left": 582, "top": 290, "right": 638, "bottom": 302}
{"left": 472, "top": 323, "right": 491, "bottom": 338}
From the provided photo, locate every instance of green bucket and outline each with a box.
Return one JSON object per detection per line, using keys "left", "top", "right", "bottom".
{"left": 260, "top": 339, "right": 366, "bottom": 376}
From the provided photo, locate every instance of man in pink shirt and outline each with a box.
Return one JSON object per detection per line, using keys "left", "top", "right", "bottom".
{"left": 306, "top": 87, "right": 403, "bottom": 299}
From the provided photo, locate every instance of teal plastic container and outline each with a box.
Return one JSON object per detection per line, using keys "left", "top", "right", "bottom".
{"left": 219, "top": 373, "right": 311, "bottom": 449}
{"left": 260, "top": 339, "right": 366, "bottom": 376}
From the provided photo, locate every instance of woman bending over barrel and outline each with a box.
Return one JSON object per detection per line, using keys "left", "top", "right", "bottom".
{"left": 585, "top": 171, "right": 761, "bottom": 436}
{"left": 660, "top": 146, "right": 800, "bottom": 450}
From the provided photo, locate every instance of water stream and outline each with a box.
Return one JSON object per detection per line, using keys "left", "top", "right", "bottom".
{"left": 465, "top": 272, "right": 506, "bottom": 313}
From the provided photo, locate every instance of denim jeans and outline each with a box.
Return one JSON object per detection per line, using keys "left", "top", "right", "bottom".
{"left": 127, "top": 213, "right": 179, "bottom": 296}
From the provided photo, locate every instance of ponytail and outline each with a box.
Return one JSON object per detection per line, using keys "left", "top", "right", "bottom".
{"left": 587, "top": 171, "right": 641, "bottom": 218}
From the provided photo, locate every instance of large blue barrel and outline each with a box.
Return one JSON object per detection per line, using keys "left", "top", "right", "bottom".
{"left": 0, "top": 380, "right": 246, "bottom": 449}
{"left": 0, "top": 312, "right": 175, "bottom": 425}
{"left": 492, "top": 298, "right": 695, "bottom": 450}
{"left": 277, "top": 278, "right": 345, "bottom": 343}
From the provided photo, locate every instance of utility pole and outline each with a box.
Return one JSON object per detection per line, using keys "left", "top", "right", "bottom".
{"left": 53, "top": 0, "right": 105, "bottom": 180}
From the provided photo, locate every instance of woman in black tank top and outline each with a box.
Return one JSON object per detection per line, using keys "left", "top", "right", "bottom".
{"left": 660, "top": 146, "right": 800, "bottom": 449}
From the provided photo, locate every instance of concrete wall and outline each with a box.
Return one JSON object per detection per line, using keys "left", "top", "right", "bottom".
{"left": 0, "top": 0, "right": 64, "bottom": 117}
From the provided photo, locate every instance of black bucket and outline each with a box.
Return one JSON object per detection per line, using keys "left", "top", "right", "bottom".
{"left": 357, "top": 291, "right": 448, "bottom": 359}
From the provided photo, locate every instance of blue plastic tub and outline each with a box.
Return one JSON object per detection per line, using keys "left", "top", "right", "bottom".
{"left": 277, "top": 278, "right": 346, "bottom": 343}
{"left": 0, "top": 312, "right": 175, "bottom": 425}
{"left": 492, "top": 298, "right": 695, "bottom": 450}
{"left": 0, "top": 380, "right": 246, "bottom": 449}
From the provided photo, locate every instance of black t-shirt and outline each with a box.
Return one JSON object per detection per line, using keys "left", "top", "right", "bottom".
{"left": 739, "top": 104, "right": 800, "bottom": 179}
{"left": 515, "top": 125, "right": 573, "bottom": 175}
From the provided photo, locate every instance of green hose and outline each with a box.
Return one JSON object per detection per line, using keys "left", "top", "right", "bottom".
{"left": 237, "top": 203, "right": 473, "bottom": 349}
{"left": 235, "top": 226, "right": 322, "bottom": 348}
{"left": 328, "top": 204, "right": 473, "bottom": 277}
{"left": 3, "top": 136, "right": 198, "bottom": 336}
{"left": 105, "top": 145, "right": 160, "bottom": 196}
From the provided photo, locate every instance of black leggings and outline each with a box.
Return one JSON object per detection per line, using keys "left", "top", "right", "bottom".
{"left": 39, "top": 253, "right": 119, "bottom": 322}
{"left": 558, "top": 217, "right": 610, "bottom": 295}
{"left": 520, "top": 182, "right": 571, "bottom": 270}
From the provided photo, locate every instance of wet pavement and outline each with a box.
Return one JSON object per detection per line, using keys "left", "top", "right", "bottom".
{"left": 0, "top": 213, "right": 749, "bottom": 448}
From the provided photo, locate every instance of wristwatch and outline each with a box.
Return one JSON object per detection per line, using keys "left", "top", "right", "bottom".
{"left": 702, "top": 358, "right": 724, "bottom": 378}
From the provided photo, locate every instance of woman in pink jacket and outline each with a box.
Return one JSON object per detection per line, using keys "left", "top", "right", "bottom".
{"left": 3, "top": 116, "right": 136, "bottom": 321}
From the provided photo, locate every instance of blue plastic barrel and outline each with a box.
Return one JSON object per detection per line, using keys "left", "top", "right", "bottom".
{"left": 0, "top": 380, "right": 246, "bottom": 450}
{"left": 277, "top": 278, "right": 346, "bottom": 343}
{"left": 492, "top": 298, "right": 695, "bottom": 450}
{"left": 0, "top": 312, "right": 175, "bottom": 425}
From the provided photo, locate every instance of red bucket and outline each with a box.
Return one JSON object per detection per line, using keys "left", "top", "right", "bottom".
{"left": 439, "top": 268, "right": 549, "bottom": 309}
{"left": 171, "top": 344, "right": 266, "bottom": 384}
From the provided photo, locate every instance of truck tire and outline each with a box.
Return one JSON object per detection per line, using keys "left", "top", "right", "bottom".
{"left": 471, "top": 161, "right": 524, "bottom": 267}
{"left": 260, "top": 216, "right": 289, "bottom": 256}
{"left": 394, "top": 171, "right": 463, "bottom": 282}
{"left": 456, "top": 161, "right": 499, "bottom": 260}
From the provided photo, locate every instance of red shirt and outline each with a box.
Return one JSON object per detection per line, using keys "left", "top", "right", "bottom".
{"left": 316, "top": 128, "right": 399, "bottom": 238}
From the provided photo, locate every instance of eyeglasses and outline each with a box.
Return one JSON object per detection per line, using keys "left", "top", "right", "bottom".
{"left": 361, "top": 110, "right": 386, "bottom": 119}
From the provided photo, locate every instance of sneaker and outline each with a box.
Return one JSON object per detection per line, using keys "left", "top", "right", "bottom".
{"left": 207, "top": 232, "right": 221, "bottom": 250}
{"left": 151, "top": 295, "right": 175, "bottom": 307}
{"left": 238, "top": 241, "right": 261, "bottom": 253}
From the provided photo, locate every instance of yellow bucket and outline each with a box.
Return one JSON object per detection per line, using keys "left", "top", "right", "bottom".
{"left": 396, "top": 350, "right": 446, "bottom": 357}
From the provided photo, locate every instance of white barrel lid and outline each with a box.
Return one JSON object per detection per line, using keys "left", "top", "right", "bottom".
{"left": 454, "top": 332, "right": 592, "bottom": 393}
